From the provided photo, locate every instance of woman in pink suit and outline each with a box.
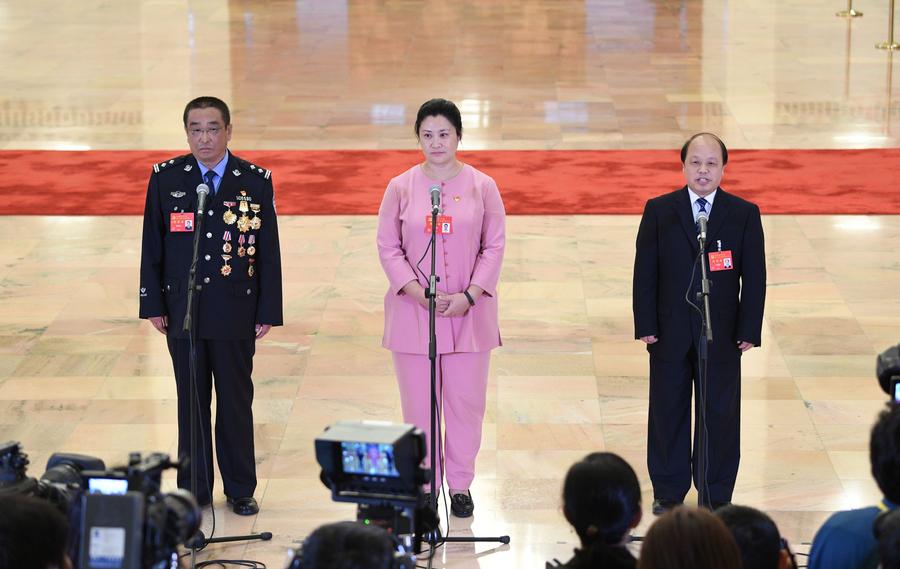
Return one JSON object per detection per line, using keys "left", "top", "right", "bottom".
{"left": 377, "top": 98, "right": 505, "bottom": 518}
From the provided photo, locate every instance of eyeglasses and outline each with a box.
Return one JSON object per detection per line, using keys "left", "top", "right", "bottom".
{"left": 188, "top": 127, "right": 223, "bottom": 138}
{"left": 780, "top": 537, "right": 799, "bottom": 569}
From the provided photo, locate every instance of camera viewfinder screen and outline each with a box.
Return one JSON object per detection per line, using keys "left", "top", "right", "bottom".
{"left": 893, "top": 380, "right": 900, "bottom": 403}
{"left": 341, "top": 442, "right": 400, "bottom": 477}
{"left": 87, "top": 477, "right": 129, "bottom": 495}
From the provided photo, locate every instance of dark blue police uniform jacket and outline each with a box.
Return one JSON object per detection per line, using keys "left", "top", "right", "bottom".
{"left": 138, "top": 152, "right": 283, "bottom": 337}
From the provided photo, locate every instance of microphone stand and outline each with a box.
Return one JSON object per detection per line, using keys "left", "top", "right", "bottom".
{"left": 181, "top": 188, "right": 271, "bottom": 567}
{"left": 695, "top": 230, "right": 714, "bottom": 510}
{"left": 423, "top": 202, "right": 509, "bottom": 569}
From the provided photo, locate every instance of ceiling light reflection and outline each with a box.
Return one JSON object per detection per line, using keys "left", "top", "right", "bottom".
{"left": 544, "top": 102, "right": 588, "bottom": 124}
{"left": 370, "top": 104, "right": 405, "bottom": 125}
{"left": 833, "top": 133, "right": 889, "bottom": 145}
{"left": 460, "top": 99, "right": 490, "bottom": 129}
{"left": 832, "top": 216, "right": 883, "bottom": 232}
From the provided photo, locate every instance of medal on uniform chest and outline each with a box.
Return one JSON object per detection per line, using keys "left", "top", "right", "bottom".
{"left": 237, "top": 213, "right": 251, "bottom": 233}
{"left": 247, "top": 234, "right": 256, "bottom": 256}
{"left": 248, "top": 258, "right": 255, "bottom": 277}
{"left": 237, "top": 234, "right": 247, "bottom": 257}
{"left": 223, "top": 202, "right": 238, "bottom": 225}
{"left": 222, "top": 231, "right": 233, "bottom": 253}
{"left": 221, "top": 254, "right": 233, "bottom": 276}
{"left": 249, "top": 203, "right": 262, "bottom": 230}
{"left": 236, "top": 190, "right": 252, "bottom": 232}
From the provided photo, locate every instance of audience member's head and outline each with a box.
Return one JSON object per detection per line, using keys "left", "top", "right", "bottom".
{"left": 637, "top": 506, "right": 742, "bottom": 569}
{"left": 877, "top": 507, "right": 900, "bottom": 569}
{"left": 288, "top": 521, "right": 405, "bottom": 569}
{"left": 871, "top": 403, "right": 900, "bottom": 504}
{"left": 562, "top": 451, "right": 642, "bottom": 553}
{"left": 0, "top": 495, "right": 72, "bottom": 569}
{"left": 716, "top": 504, "right": 796, "bottom": 569}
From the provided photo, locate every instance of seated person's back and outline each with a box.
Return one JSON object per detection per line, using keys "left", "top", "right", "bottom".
{"left": 809, "top": 404, "right": 900, "bottom": 569}
{"left": 716, "top": 504, "right": 796, "bottom": 569}
{"left": 551, "top": 452, "right": 642, "bottom": 569}
{"left": 0, "top": 495, "right": 72, "bottom": 569}
{"left": 287, "top": 521, "right": 405, "bottom": 569}
{"left": 637, "top": 506, "right": 741, "bottom": 569}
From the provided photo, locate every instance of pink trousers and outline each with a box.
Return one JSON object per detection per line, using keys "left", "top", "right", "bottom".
{"left": 392, "top": 351, "right": 490, "bottom": 491}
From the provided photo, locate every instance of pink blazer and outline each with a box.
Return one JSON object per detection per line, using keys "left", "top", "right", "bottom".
{"left": 377, "top": 164, "right": 505, "bottom": 355}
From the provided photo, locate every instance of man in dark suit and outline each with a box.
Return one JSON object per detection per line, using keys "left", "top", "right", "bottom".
{"left": 633, "top": 133, "right": 766, "bottom": 515}
{"left": 139, "top": 96, "right": 283, "bottom": 515}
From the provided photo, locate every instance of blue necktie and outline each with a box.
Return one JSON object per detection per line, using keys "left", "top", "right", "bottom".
{"left": 204, "top": 170, "right": 217, "bottom": 195}
{"left": 695, "top": 197, "right": 708, "bottom": 231}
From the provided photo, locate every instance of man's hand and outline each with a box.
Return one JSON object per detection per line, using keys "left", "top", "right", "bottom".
{"left": 149, "top": 316, "right": 168, "bottom": 335}
{"left": 640, "top": 335, "right": 658, "bottom": 344}
{"left": 255, "top": 324, "right": 272, "bottom": 339}
{"left": 737, "top": 341, "right": 755, "bottom": 352}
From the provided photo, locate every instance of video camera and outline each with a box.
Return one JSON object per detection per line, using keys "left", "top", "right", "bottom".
{"left": 877, "top": 344, "right": 900, "bottom": 402}
{"left": 314, "top": 421, "right": 437, "bottom": 553}
{"left": 0, "top": 441, "right": 201, "bottom": 569}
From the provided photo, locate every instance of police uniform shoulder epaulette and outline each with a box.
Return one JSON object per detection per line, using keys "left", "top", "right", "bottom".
{"left": 152, "top": 154, "right": 190, "bottom": 174}
{"left": 237, "top": 158, "right": 272, "bottom": 180}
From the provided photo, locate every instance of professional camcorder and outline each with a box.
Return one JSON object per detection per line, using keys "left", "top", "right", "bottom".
{"left": 314, "top": 421, "right": 437, "bottom": 553}
{"left": 877, "top": 344, "right": 900, "bottom": 402}
{"left": 0, "top": 441, "right": 201, "bottom": 569}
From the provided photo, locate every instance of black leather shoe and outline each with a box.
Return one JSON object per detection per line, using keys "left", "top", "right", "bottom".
{"left": 450, "top": 491, "right": 474, "bottom": 518}
{"left": 652, "top": 498, "right": 682, "bottom": 516}
{"left": 226, "top": 496, "right": 259, "bottom": 516}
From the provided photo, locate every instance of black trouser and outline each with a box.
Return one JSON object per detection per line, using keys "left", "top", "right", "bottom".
{"left": 167, "top": 337, "right": 257, "bottom": 503}
{"left": 647, "top": 346, "right": 741, "bottom": 504}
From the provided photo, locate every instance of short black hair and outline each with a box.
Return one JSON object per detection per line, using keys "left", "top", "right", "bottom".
{"left": 414, "top": 98, "right": 463, "bottom": 140}
{"left": 872, "top": 404, "right": 900, "bottom": 503}
{"left": 295, "top": 521, "right": 395, "bottom": 569}
{"left": 563, "top": 452, "right": 641, "bottom": 546}
{"left": 0, "top": 495, "right": 70, "bottom": 569}
{"left": 680, "top": 132, "right": 728, "bottom": 165}
{"left": 876, "top": 508, "right": 900, "bottom": 569}
{"left": 183, "top": 96, "right": 231, "bottom": 127}
{"left": 716, "top": 504, "right": 782, "bottom": 569}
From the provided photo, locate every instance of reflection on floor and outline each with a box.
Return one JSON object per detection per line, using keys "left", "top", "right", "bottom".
{"left": 0, "top": 214, "right": 895, "bottom": 567}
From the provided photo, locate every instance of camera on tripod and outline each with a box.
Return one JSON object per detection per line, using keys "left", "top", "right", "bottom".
{"left": 0, "top": 440, "right": 201, "bottom": 569}
{"left": 314, "top": 421, "right": 437, "bottom": 553}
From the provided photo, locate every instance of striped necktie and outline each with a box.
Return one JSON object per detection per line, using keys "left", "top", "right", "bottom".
{"left": 695, "top": 197, "right": 708, "bottom": 231}
{"left": 204, "top": 170, "right": 217, "bottom": 195}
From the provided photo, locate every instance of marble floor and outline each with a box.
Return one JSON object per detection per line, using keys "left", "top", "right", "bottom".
{"left": 1, "top": 0, "right": 899, "bottom": 566}
{"left": 0, "top": 213, "right": 895, "bottom": 567}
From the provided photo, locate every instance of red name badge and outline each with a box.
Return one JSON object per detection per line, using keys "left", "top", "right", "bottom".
{"left": 170, "top": 212, "right": 195, "bottom": 232}
{"left": 424, "top": 215, "right": 453, "bottom": 235}
{"left": 708, "top": 250, "right": 734, "bottom": 271}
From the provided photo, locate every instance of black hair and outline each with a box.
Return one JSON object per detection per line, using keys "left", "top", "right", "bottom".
{"left": 296, "top": 521, "right": 394, "bottom": 569}
{"left": 414, "top": 98, "right": 462, "bottom": 140}
{"left": 872, "top": 404, "right": 900, "bottom": 503}
{"left": 182, "top": 96, "right": 231, "bottom": 127}
{"left": 716, "top": 504, "right": 781, "bottom": 569}
{"left": 0, "top": 495, "right": 70, "bottom": 569}
{"left": 563, "top": 452, "right": 641, "bottom": 547}
{"left": 680, "top": 132, "right": 728, "bottom": 166}
{"left": 876, "top": 508, "right": 900, "bottom": 569}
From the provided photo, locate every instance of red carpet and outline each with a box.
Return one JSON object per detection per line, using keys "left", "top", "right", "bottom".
{"left": 2, "top": 149, "right": 899, "bottom": 215}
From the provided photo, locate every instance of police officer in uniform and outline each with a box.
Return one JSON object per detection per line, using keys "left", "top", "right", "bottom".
{"left": 139, "top": 96, "right": 283, "bottom": 516}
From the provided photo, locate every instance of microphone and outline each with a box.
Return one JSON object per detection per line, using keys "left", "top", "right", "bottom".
{"left": 430, "top": 185, "right": 441, "bottom": 215}
{"left": 195, "top": 183, "right": 210, "bottom": 215}
{"left": 697, "top": 210, "right": 708, "bottom": 243}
